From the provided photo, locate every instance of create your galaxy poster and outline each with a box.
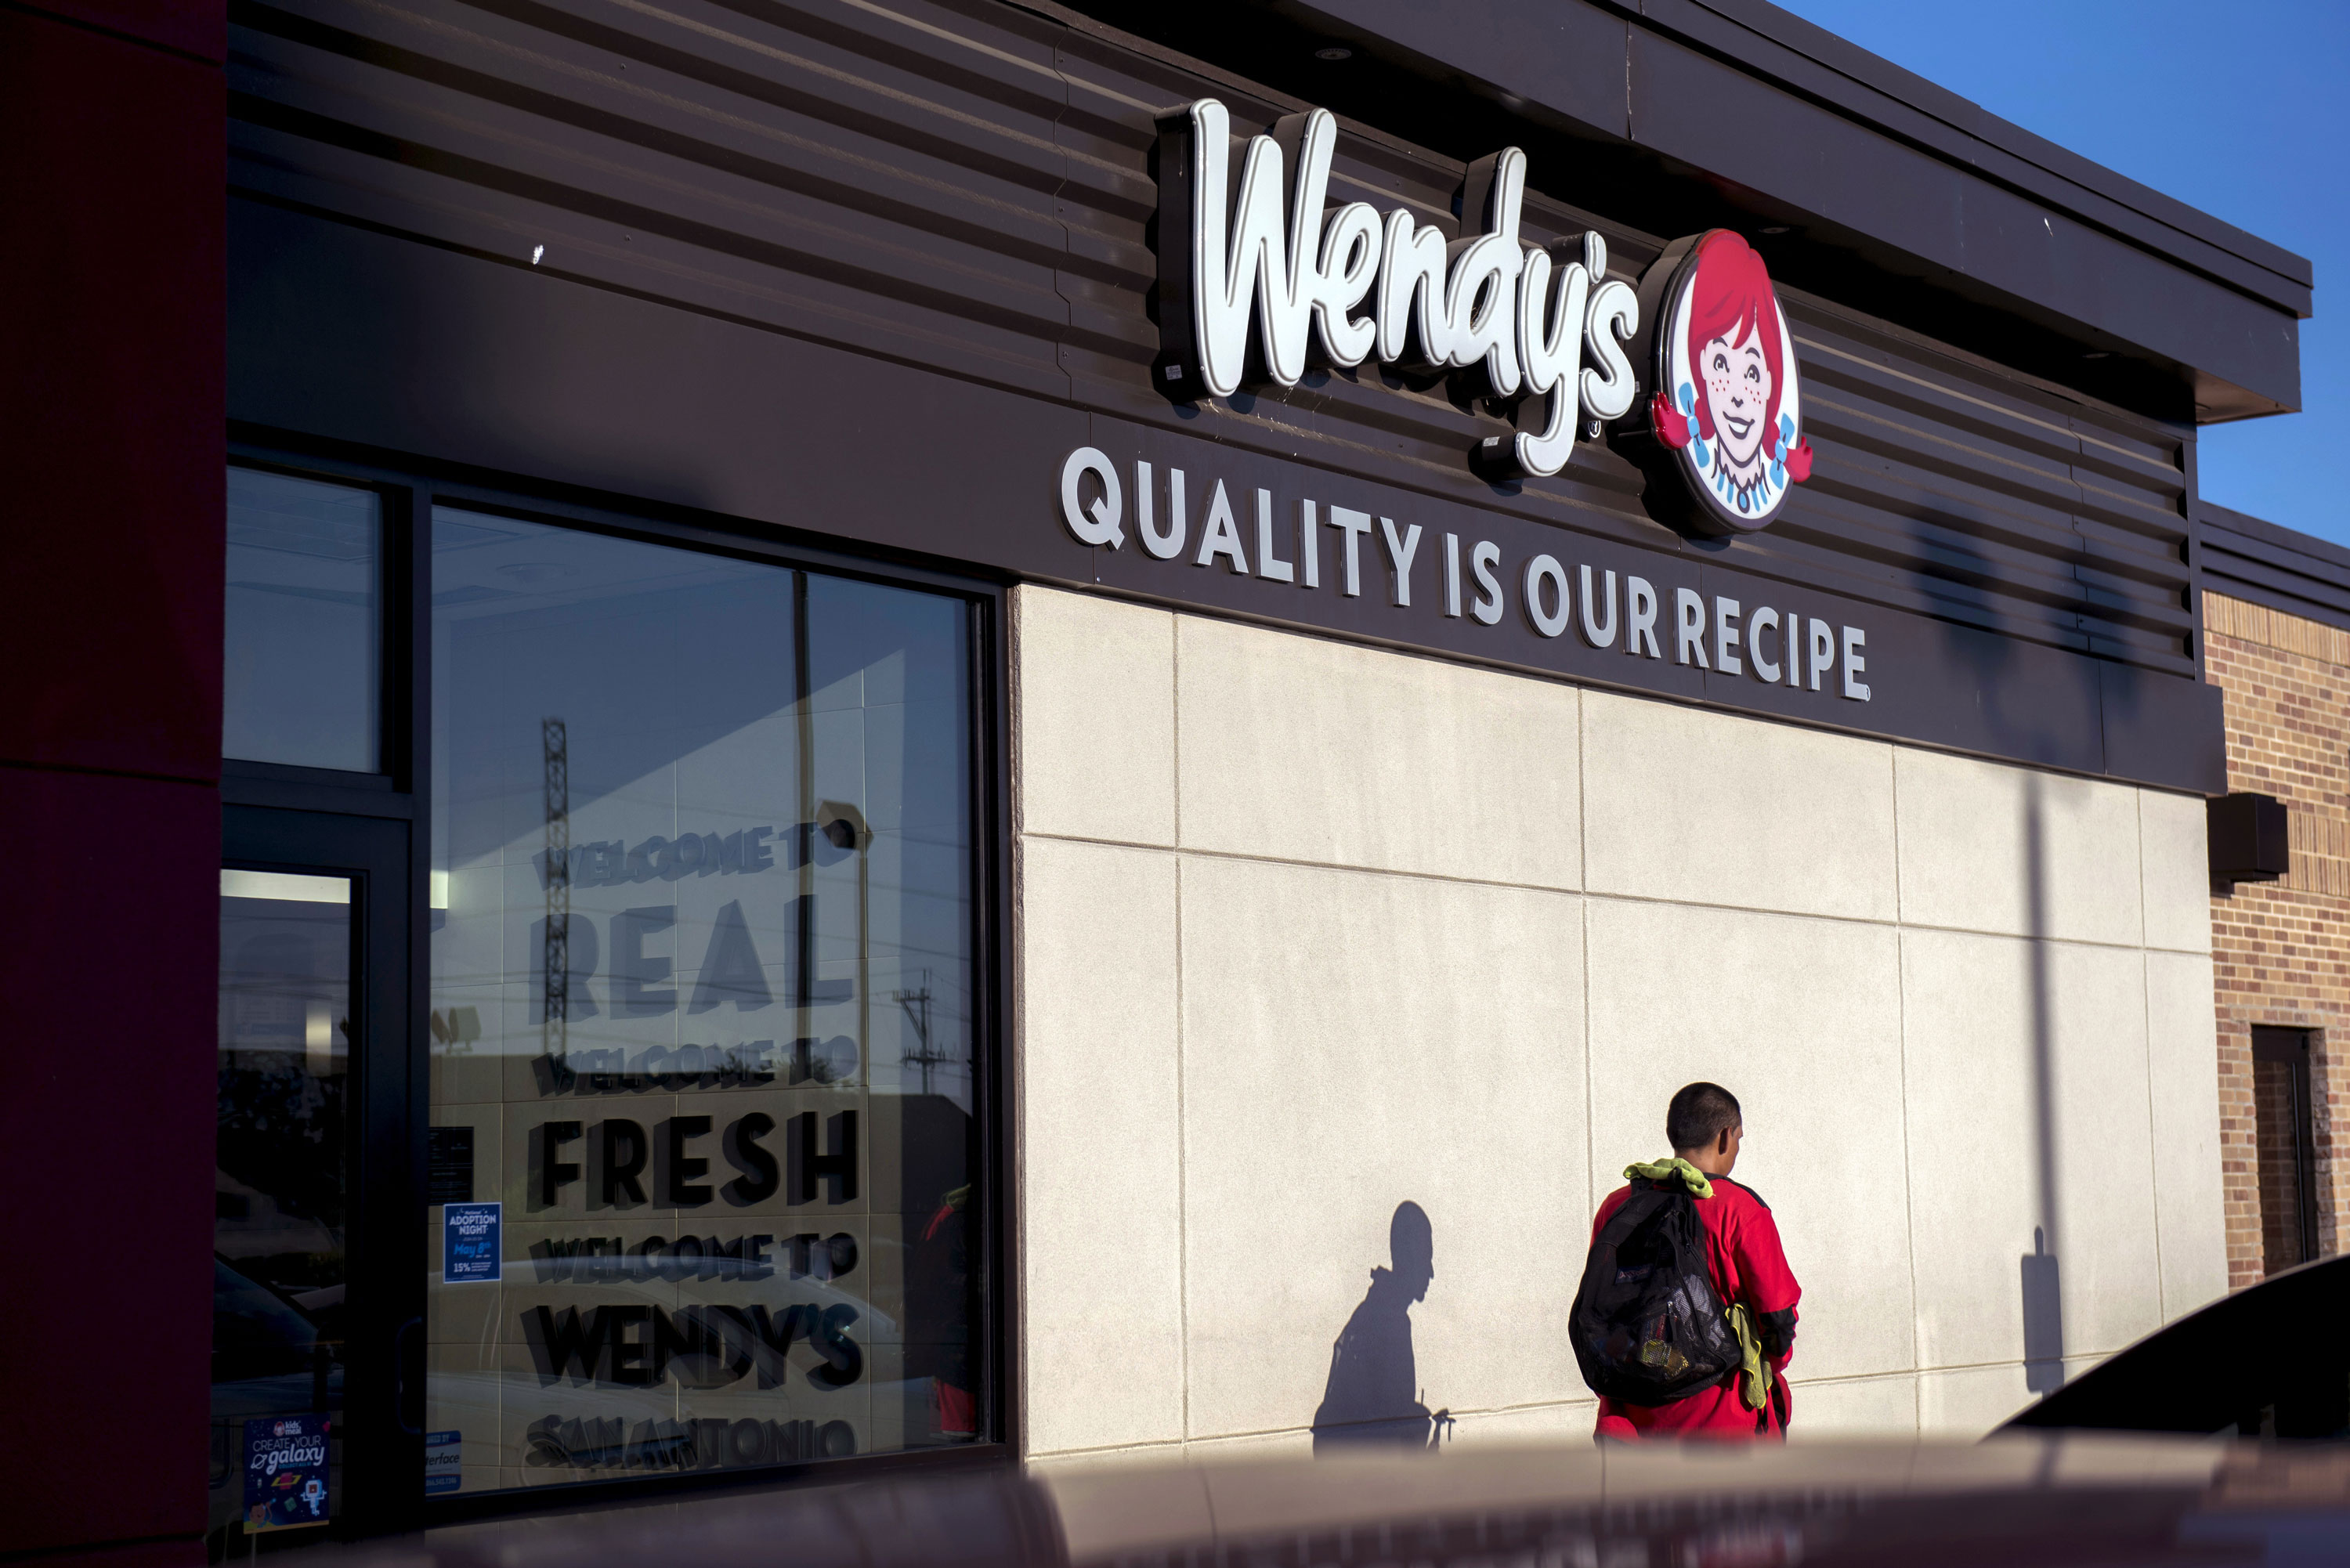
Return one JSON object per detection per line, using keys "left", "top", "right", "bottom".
{"left": 243, "top": 1415, "right": 330, "bottom": 1531}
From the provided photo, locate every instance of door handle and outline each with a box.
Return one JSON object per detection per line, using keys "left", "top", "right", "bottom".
{"left": 394, "top": 1317, "right": 424, "bottom": 1436}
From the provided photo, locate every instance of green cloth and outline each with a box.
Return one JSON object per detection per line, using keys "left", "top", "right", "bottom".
{"left": 1724, "top": 1302, "right": 1770, "bottom": 1411}
{"left": 1622, "top": 1157, "right": 1713, "bottom": 1198}
{"left": 1622, "top": 1158, "right": 1770, "bottom": 1412}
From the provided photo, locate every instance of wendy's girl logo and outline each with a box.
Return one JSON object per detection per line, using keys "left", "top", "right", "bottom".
{"left": 1646, "top": 230, "right": 1814, "bottom": 533}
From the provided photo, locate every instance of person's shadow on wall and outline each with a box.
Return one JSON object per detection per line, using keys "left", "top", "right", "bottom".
{"left": 1311, "top": 1201, "right": 1449, "bottom": 1454}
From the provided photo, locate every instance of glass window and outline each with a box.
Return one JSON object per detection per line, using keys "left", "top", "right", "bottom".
{"left": 425, "top": 509, "right": 977, "bottom": 1494}
{"left": 215, "top": 869, "right": 352, "bottom": 1548}
{"left": 225, "top": 469, "right": 381, "bottom": 771}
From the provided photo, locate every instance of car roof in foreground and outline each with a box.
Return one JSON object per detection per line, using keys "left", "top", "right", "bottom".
{"left": 323, "top": 1431, "right": 2350, "bottom": 1567}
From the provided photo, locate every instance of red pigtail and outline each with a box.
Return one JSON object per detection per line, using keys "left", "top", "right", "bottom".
{"left": 1652, "top": 390, "right": 1693, "bottom": 450}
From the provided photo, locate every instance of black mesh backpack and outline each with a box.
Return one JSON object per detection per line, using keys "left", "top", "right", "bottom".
{"left": 1571, "top": 1177, "right": 1744, "bottom": 1404}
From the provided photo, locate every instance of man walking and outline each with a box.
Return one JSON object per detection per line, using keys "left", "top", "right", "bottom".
{"left": 1588, "top": 1082, "right": 1801, "bottom": 1440}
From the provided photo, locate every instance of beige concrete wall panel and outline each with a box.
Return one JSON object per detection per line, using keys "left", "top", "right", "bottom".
{"left": 1441, "top": 1401, "right": 1596, "bottom": 1446}
{"left": 1916, "top": 1362, "right": 2037, "bottom": 1436}
{"left": 2145, "top": 951, "right": 2228, "bottom": 1321}
{"left": 1173, "top": 1429, "right": 1318, "bottom": 1461}
{"left": 1006, "top": 599, "right": 2225, "bottom": 1452}
{"left": 2138, "top": 789, "right": 2213, "bottom": 955}
{"left": 1014, "top": 587, "right": 1177, "bottom": 846}
{"left": 1581, "top": 692, "right": 1896, "bottom": 920}
{"left": 1895, "top": 752, "right": 2144, "bottom": 946}
{"left": 1902, "top": 930, "right": 2161, "bottom": 1371}
{"left": 1177, "top": 856, "right": 1586, "bottom": 1442}
{"left": 1585, "top": 899, "right": 1912, "bottom": 1383}
{"left": 1018, "top": 837, "right": 1186, "bottom": 1453}
{"left": 1174, "top": 617, "right": 1581, "bottom": 888}
{"left": 1784, "top": 1374, "right": 1919, "bottom": 1440}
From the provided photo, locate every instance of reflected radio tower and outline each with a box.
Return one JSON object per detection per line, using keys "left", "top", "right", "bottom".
{"left": 543, "top": 716, "right": 569, "bottom": 1064}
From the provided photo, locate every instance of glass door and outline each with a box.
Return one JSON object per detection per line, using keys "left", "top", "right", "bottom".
{"left": 215, "top": 809, "right": 419, "bottom": 1552}
{"left": 214, "top": 867, "right": 351, "bottom": 1545}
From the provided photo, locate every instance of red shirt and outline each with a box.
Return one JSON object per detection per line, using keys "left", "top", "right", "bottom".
{"left": 1589, "top": 1173, "right": 1802, "bottom": 1440}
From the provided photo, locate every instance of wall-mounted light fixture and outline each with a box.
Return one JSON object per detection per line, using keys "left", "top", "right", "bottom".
{"left": 2208, "top": 791, "right": 2289, "bottom": 890}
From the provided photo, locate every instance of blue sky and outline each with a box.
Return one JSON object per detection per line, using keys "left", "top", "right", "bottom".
{"left": 1776, "top": 0, "right": 2348, "bottom": 547}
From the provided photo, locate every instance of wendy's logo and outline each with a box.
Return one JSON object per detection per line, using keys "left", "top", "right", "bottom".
{"left": 1646, "top": 231, "right": 1813, "bottom": 533}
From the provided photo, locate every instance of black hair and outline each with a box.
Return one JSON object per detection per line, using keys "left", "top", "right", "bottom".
{"left": 1667, "top": 1082, "right": 1742, "bottom": 1154}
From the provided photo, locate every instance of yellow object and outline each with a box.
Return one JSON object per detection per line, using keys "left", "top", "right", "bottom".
{"left": 1724, "top": 1302, "right": 1770, "bottom": 1411}
{"left": 1622, "top": 1157, "right": 1713, "bottom": 1198}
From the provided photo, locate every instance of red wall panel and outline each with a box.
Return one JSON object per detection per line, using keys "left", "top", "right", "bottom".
{"left": 0, "top": 6, "right": 224, "bottom": 783}
{"left": 0, "top": 768, "right": 218, "bottom": 1555}
{"left": 0, "top": 5, "right": 223, "bottom": 1559}
{"left": 24, "top": 1, "right": 224, "bottom": 62}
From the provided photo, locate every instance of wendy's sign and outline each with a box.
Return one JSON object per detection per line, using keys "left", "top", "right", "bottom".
{"left": 1154, "top": 99, "right": 1640, "bottom": 480}
{"left": 1154, "top": 100, "right": 1813, "bottom": 529}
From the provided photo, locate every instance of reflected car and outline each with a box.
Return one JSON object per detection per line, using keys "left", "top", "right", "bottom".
{"left": 211, "top": 1256, "right": 343, "bottom": 1537}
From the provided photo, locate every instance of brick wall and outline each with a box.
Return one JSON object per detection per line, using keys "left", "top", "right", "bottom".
{"left": 2204, "top": 592, "right": 2350, "bottom": 1288}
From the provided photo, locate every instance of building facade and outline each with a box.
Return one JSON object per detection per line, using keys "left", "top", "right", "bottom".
{"left": 2200, "top": 507, "right": 2350, "bottom": 1288}
{"left": 0, "top": 0, "right": 2333, "bottom": 1560}
{"left": 1014, "top": 583, "right": 2225, "bottom": 1455}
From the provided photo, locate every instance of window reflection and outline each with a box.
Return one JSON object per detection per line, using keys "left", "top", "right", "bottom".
{"left": 425, "top": 511, "right": 977, "bottom": 1492}
{"left": 224, "top": 469, "right": 381, "bottom": 772}
{"left": 214, "top": 869, "right": 351, "bottom": 1552}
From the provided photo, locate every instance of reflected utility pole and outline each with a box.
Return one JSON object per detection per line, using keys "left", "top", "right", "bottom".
{"left": 895, "top": 970, "right": 951, "bottom": 1096}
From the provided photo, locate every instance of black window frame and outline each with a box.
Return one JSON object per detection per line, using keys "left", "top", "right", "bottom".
{"left": 218, "top": 807, "right": 420, "bottom": 1547}
{"left": 223, "top": 434, "right": 1018, "bottom": 1533}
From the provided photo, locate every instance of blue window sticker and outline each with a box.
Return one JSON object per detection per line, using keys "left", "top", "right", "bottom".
{"left": 443, "top": 1201, "right": 501, "bottom": 1283}
{"left": 425, "top": 1430, "right": 462, "bottom": 1494}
